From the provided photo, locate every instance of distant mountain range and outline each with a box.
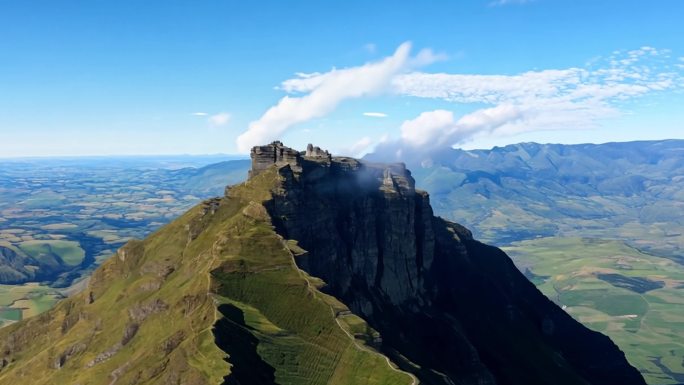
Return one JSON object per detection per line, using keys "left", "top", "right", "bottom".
{"left": 4, "top": 139, "right": 682, "bottom": 284}
{"left": 368, "top": 139, "right": 684, "bottom": 259}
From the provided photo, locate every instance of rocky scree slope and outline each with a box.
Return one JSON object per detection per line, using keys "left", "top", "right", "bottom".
{"left": 0, "top": 141, "right": 645, "bottom": 385}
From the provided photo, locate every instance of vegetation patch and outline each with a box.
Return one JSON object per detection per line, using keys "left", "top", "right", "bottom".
{"left": 597, "top": 273, "right": 665, "bottom": 294}
{"left": 504, "top": 237, "right": 684, "bottom": 385}
{"left": 18, "top": 240, "right": 85, "bottom": 266}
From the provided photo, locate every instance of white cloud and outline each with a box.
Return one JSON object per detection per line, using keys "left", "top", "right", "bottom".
{"left": 280, "top": 72, "right": 329, "bottom": 93}
{"left": 238, "top": 44, "right": 682, "bottom": 156}
{"left": 400, "top": 106, "right": 522, "bottom": 148}
{"left": 342, "top": 136, "right": 373, "bottom": 156}
{"left": 191, "top": 112, "right": 208, "bottom": 116}
{"left": 364, "top": 43, "right": 377, "bottom": 54}
{"left": 408, "top": 48, "right": 449, "bottom": 68}
{"left": 208, "top": 112, "right": 231, "bottom": 126}
{"left": 401, "top": 110, "right": 456, "bottom": 147}
{"left": 237, "top": 42, "right": 442, "bottom": 152}
{"left": 279, "top": 47, "right": 445, "bottom": 93}
{"left": 390, "top": 46, "right": 683, "bottom": 151}
{"left": 363, "top": 112, "right": 388, "bottom": 118}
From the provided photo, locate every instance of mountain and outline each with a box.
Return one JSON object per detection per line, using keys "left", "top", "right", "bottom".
{"left": 171, "top": 159, "right": 251, "bottom": 197}
{"left": 367, "top": 140, "right": 684, "bottom": 256}
{"left": 0, "top": 142, "right": 644, "bottom": 385}
{"left": 366, "top": 139, "right": 684, "bottom": 384}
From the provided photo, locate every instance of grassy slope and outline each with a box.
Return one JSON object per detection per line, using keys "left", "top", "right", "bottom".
{"left": 0, "top": 167, "right": 411, "bottom": 385}
{"left": 18, "top": 240, "right": 86, "bottom": 266}
{"left": 0, "top": 281, "right": 70, "bottom": 326}
{"left": 504, "top": 237, "right": 684, "bottom": 385}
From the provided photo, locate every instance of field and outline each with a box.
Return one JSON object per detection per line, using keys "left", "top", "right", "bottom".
{"left": 504, "top": 237, "right": 684, "bottom": 385}
{"left": 0, "top": 283, "right": 65, "bottom": 327}
{"left": 0, "top": 156, "right": 250, "bottom": 326}
{"left": 18, "top": 240, "right": 85, "bottom": 266}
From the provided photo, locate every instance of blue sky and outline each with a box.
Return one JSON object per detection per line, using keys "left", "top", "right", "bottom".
{"left": 1, "top": 0, "right": 683, "bottom": 157}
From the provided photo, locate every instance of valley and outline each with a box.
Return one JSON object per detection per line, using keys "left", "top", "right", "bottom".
{"left": 0, "top": 156, "right": 249, "bottom": 325}
{"left": 503, "top": 238, "right": 684, "bottom": 385}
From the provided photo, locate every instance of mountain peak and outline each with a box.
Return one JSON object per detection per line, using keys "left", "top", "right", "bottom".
{"left": 0, "top": 142, "right": 646, "bottom": 385}
{"left": 249, "top": 141, "right": 416, "bottom": 196}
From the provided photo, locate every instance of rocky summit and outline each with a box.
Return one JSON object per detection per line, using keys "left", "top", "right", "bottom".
{"left": 0, "top": 141, "right": 645, "bottom": 385}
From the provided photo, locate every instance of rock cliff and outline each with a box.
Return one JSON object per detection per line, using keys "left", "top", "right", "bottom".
{"left": 249, "top": 141, "right": 646, "bottom": 385}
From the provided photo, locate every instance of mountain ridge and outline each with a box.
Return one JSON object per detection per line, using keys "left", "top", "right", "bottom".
{"left": 366, "top": 140, "right": 684, "bottom": 253}
{"left": 0, "top": 142, "right": 646, "bottom": 385}
{"left": 257, "top": 141, "right": 645, "bottom": 385}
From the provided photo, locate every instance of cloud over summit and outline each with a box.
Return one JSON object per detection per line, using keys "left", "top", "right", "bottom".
{"left": 237, "top": 44, "right": 683, "bottom": 157}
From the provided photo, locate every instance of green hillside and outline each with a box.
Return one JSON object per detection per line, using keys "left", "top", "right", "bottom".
{"left": 0, "top": 168, "right": 411, "bottom": 385}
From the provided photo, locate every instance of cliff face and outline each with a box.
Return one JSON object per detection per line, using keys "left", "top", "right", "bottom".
{"left": 259, "top": 153, "right": 432, "bottom": 305}
{"left": 254, "top": 141, "right": 645, "bottom": 385}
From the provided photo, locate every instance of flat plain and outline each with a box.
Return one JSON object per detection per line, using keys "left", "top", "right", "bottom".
{"left": 503, "top": 238, "right": 684, "bottom": 385}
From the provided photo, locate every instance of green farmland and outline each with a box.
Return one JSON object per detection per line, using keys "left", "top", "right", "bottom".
{"left": 504, "top": 237, "right": 684, "bottom": 385}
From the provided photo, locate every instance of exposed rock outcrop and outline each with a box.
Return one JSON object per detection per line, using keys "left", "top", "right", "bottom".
{"left": 251, "top": 143, "right": 646, "bottom": 385}
{"left": 249, "top": 141, "right": 303, "bottom": 178}
{"left": 305, "top": 143, "right": 332, "bottom": 160}
{"left": 128, "top": 299, "right": 168, "bottom": 322}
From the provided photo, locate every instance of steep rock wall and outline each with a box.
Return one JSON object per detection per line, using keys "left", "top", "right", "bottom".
{"left": 254, "top": 142, "right": 646, "bottom": 385}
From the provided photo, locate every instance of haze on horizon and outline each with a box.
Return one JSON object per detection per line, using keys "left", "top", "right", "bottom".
{"left": 1, "top": 0, "right": 684, "bottom": 158}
